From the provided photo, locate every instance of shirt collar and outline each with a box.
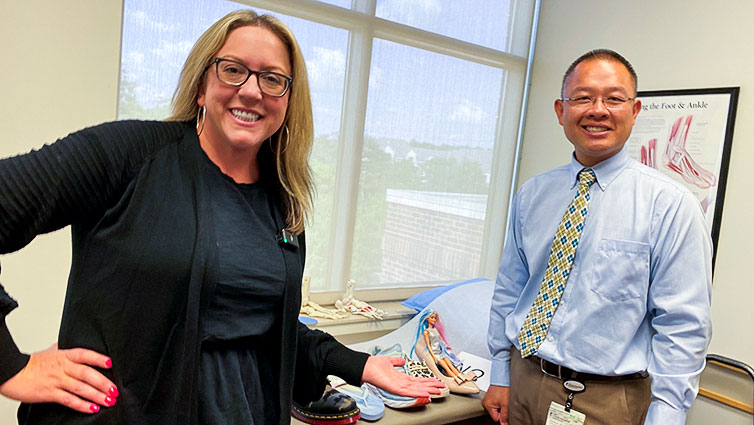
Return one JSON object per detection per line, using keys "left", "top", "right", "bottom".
{"left": 569, "top": 146, "right": 631, "bottom": 191}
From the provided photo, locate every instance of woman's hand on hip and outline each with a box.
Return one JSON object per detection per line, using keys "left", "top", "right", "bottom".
{"left": 0, "top": 343, "right": 118, "bottom": 414}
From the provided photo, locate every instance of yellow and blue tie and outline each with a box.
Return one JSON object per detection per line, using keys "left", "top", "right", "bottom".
{"left": 518, "top": 168, "right": 597, "bottom": 358}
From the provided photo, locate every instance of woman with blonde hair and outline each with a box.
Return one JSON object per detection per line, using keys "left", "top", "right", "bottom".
{"left": 0, "top": 9, "right": 442, "bottom": 425}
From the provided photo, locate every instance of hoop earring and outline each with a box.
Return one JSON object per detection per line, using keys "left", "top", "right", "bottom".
{"left": 196, "top": 105, "right": 206, "bottom": 136}
{"left": 278, "top": 125, "right": 290, "bottom": 154}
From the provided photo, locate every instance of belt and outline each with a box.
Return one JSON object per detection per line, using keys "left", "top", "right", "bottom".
{"left": 527, "top": 355, "right": 648, "bottom": 382}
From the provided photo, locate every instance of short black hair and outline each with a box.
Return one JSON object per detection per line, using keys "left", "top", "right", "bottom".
{"left": 561, "top": 49, "right": 638, "bottom": 97}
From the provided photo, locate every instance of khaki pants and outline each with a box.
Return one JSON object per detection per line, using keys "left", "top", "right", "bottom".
{"left": 509, "top": 349, "right": 651, "bottom": 425}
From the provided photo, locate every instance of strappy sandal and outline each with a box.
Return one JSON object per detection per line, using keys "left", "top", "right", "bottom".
{"left": 370, "top": 344, "right": 447, "bottom": 401}
{"left": 413, "top": 334, "right": 480, "bottom": 394}
{"left": 402, "top": 355, "right": 450, "bottom": 398}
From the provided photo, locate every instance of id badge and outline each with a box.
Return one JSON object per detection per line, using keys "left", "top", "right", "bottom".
{"left": 545, "top": 401, "right": 586, "bottom": 425}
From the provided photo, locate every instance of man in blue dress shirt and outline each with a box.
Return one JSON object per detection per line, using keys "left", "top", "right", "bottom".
{"left": 482, "top": 49, "right": 712, "bottom": 425}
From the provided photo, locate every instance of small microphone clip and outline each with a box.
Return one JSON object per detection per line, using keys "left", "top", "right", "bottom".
{"left": 276, "top": 228, "right": 299, "bottom": 250}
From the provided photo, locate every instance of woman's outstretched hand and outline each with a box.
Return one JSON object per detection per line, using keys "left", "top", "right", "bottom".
{"left": 361, "top": 355, "right": 445, "bottom": 398}
{"left": 0, "top": 343, "right": 118, "bottom": 414}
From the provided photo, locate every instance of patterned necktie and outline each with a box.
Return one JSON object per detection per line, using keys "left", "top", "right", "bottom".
{"left": 518, "top": 168, "right": 597, "bottom": 358}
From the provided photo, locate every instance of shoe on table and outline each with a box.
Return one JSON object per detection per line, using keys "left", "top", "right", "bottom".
{"left": 364, "top": 383, "right": 430, "bottom": 409}
{"left": 402, "top": 357, "right": 450, "bottom": 399}
{"left": 291, "top": 388, "right": 360, "bottom": 425}
{"left": 412, "top": 337, "right": 480, "bottom": 395}
{"left": 328, "top": 375, "right": 385, "bottom": 422}
{"left": 371, "top": 344, "right": 450, "bottom": 399}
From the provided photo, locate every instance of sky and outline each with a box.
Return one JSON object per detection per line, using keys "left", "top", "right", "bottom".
{"left": 119, "top": 0, "right": 519, "bottom": 148}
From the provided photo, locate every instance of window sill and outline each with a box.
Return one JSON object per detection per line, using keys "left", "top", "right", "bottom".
{"left": 307, "top": 301, "right": 417, "bottom": 345}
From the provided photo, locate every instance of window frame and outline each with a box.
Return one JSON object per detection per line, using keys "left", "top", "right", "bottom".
{"left": 207, "top": 0, "right": 538, "bottom": 302}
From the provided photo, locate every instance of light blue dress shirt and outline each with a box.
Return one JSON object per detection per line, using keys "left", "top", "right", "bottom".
{"left": 488, "top": 147, "right": 712, "bottom": 425}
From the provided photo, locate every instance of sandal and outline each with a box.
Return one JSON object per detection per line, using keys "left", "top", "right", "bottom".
{"left": 413, "top": 334, "right": 480, "bottom": 394}
{"left": 402, "top": 355, "right": 450, "bottom": 398}
{"left": 371, "top": 344, "right": 449, "bottom": 399}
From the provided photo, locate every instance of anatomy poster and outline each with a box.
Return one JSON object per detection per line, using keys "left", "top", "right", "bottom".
{"left": 626, "top": 87, "right": 739, "bottom": 251}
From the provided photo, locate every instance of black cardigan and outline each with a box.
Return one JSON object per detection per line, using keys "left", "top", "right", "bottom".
{"left": 0, "top": 121, "right": 368, "bottom": 424}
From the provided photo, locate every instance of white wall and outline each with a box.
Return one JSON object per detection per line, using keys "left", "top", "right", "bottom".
{"left": 2, "top": 0, "right": 753, "bottom": 423}
{"left": 523, "top": 1, "right": 754, "bottom": 423}
{"left": 0, "top": 0, "right": 123, "bottom": 420}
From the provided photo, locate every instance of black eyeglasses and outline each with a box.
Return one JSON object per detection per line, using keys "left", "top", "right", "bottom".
{"left": 561, "top": 95, "right": 635, "bottom": 110}
{"left": 209, "top": 58, "right": 293, "bottom": 97}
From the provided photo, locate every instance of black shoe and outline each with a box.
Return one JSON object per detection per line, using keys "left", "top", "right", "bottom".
{"left": 292, "top": 388, "right": 361, "bottom": 424}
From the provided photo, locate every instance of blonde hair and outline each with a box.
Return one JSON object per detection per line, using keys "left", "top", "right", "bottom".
{"left": 167, "top": 9, "right": 314, "bottom": 234}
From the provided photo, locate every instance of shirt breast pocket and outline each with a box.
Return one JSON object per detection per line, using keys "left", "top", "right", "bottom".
{"left": 590, "top": 238, "right": 650, "bottom": 302}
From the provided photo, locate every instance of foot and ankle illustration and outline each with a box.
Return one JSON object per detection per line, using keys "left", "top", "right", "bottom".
{"left": 664, "top": 115, "right": 717, "bottom": 189}
{"left": 639, "top": 115, "right": 716, "bottom": 189}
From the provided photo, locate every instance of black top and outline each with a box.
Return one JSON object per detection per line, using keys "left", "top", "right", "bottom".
{"left": 0, "top": 121, "right": 370, "bottom": 425}
{"left": 201, "top": 156, "right": 285, "bottom": 342}
{"left": 199, "top": 153, "right": 285, "bottom": 424}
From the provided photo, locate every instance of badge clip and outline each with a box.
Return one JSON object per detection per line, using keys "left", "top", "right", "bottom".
{"left": 562, "top": 379, "right": 585, "bottom": 412}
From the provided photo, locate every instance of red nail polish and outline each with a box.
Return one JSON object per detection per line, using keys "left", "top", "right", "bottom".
{"left": 105, "top": 396, "right": 115, "bottom": 406}
{"left": 109, "top": 386, "right": 119, "bottom": 397}
{"left": 90, "top": 404, "right": 100, "bottom": 413}
{"left": 105, "top": 358, "right": 112, "bottom": 368}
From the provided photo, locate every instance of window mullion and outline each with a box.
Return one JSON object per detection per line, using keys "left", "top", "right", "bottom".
{"left": 508, "top": 0, "right": 539, "bottom": 55}
{"left": 480, "top": 70, "right": 524, "bottom": 277}
{"left": 325, "top": 16, "right": 374, "bottom": 293}
{"left": 480, "top": 0, "right": 541, "bottom": 277}
{"left": 483, "top": 0, "right": 541, "bottom": 277}
{"left": 238, "top": 0, "right": 367, "bottom": 29}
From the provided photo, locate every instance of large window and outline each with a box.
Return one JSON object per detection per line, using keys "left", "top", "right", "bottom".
{"left": 118, "top": 0, "right": 537, "bottom": 298}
